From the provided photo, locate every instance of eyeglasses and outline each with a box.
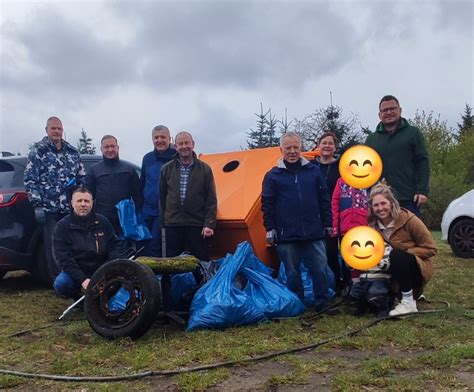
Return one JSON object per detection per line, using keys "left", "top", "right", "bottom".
{"left": 380, "top": 106, "right": 399, "bottom": 114}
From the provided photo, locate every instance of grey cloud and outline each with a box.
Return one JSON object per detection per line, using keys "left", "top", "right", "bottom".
{"left": 2, "top": 7, "right": 135, "bottom": 95}
{"left": 109, "top": 1, "right": 362, "bottom": 90}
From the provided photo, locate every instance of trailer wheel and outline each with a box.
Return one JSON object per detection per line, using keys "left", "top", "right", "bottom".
{"left": 84, "top": 259, "right": 160, "bottom": 340}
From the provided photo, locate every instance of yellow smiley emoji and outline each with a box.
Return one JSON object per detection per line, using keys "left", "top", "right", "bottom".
{"left": 339, "top": 145, "right": 383, "bottom": 189}
{"left": 340, "top": 226, "right": 385, "bottom": 270}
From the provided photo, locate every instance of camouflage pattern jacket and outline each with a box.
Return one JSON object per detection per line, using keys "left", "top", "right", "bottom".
{"left": 24, "top": 137, "right": 86, "bottom": 213}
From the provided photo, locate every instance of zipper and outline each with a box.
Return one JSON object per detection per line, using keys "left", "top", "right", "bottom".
{"left": 95, "top": 233, "right": 99, "bottom": 253}
{"left": 295, "top": 172, "right": 306, "bottom": 237}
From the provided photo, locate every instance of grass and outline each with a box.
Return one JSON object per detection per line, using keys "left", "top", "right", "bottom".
{"left": 0, "top": 232, "right": 473, "bottom": 390}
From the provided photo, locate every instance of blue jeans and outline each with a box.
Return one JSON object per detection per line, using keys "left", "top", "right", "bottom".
{"left": 277, "top": 240, "right": 329, "bottom": 307}
{"left": 143, "top": 214, "right": 162, "bottom": 256}
{"left": 53, "top": 272, "right": 82, "bottom": 299}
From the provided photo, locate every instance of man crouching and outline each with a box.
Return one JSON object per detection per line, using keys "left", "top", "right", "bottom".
{"left": 53, "top": 186, "right": 123, "bottom": 299}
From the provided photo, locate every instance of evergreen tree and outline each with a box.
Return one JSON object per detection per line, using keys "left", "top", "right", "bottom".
{"left": 77, "top": 128, "right": 96, "bottom": 154}
{"left": 247, "top": 103, "right": 280, "bottom": 149}
{"left": 279, "top": 107, "right": 293, "bottom": 135}
{"left": 265, "top": 109, "right": 280, "bottom": 147}
{"left": 457, "top": 103, "right": 473, "bottom": 141}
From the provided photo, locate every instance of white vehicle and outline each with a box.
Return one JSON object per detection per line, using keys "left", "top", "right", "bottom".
{"left": 441, "top": 189, "right": 474, "bottom": 258}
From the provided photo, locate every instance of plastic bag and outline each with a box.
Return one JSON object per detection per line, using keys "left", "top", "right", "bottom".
{"left": 278, "top": 263, "right": 335, "bottom": 307}
{"left": 242, "top": 267, "right": 305, "bottom": 318}
{"left": 116, "top": 198, "right": 152, "bottom": 241}
{"left": 187, "top": 242, "right": 268, "bottom": 331}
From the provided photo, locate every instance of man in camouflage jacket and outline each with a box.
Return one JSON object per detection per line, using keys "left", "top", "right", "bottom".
{"left": 24, "top": 116, "right": 85, "bottom": 282}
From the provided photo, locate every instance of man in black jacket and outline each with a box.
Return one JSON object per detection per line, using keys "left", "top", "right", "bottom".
{"left": 53, "top": 187, "right": 123, "bottom": 299}
{"left": 86, "top": 135, "right": 142, "bottom": 235}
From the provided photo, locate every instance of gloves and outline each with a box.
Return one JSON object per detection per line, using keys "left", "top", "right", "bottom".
{"left": 323, "top": 227, "right": 333, "bottom": 237}
{"left": 266, "top": 229, "right": 277, "bottom": 246}
{"left": 34, "top": 207, "right": 45, "bottom": 225}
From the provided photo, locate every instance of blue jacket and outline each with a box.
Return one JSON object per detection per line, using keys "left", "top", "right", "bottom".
{"left": 24, "top": 137, "right": 85, "bottom": 213}
{"left": 140, "top": 147, "right": 176, "bottom": 216}
{"left": 261, "top": 158, "right": 332, "bottom": 242}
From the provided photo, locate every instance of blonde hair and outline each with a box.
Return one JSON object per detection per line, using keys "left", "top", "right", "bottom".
{"left": 368, "top": 181, "right": 401, "bottom": 226}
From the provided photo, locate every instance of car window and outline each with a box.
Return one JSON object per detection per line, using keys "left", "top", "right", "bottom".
{"left": 0, "top": 160, "right": 23, "bottom": 188}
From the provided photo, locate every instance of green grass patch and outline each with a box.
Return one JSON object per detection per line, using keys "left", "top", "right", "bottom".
{"left": 0, "top": 234, "right": 472, "bottom": 390}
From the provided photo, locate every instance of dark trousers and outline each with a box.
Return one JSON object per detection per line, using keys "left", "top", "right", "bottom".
{"left": 44, "top": 212, "right": 67, "bottom": 280}
{"left": 399, "top": 201, "right": 421, "bottom": 217}
{"left": 324, "top": 236, "right": 350, "bottom": 292}
{"left": 388, "top": 249, "right": 423, "bottom": 293}
{"left": 163, "top": 226, "right": 209, "bottom": 261}
{"left": 143, "top": 214, "right": 162, "bottom": 256}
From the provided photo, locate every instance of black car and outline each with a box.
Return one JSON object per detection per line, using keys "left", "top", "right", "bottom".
{"left": 0, "top": 155, "right": 140, "bottom": 284}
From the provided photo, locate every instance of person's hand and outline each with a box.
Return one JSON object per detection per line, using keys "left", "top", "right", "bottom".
{"left": 81, "top": 278, "right": 90, "bottom": 290}
{"left": 34, "top": 207, "right": 45, "bottom": 224}
{"left": 201, "top": 227, "right": 214, "bottom": 238}
{"left": 266, "top": 229, "right": 277, "bottom": 246}
{"left": 414, "top": 194, "right": 428, "bottom": 206}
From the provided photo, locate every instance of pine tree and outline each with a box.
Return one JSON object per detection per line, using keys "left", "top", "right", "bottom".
{"left": 279, "top": 107, "right": 293, "bottom": 135}
{"left": 457, "top": 103, "right": 473, "bottom": 141}
{"left": 77, "top": 129, "right": 96, "bottom": 154}
{"left": 247, "top": 103, "right": 271, "bottom": 149}
{"left": 265, "top": 109, "right": 280, "bottom": 147}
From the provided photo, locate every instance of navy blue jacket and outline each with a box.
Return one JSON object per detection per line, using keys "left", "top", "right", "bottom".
{"left": 140, "top": 147, "right": 176, "bottom": 216}
{"left": 261, "top": 158, "right": 332, "bottom": 242}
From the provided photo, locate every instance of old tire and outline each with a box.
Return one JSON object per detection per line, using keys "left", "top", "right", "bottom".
{"left": 84, "top": 259, "right": 161, "bottom": 340}
{"left": 449, "top": 218, "right": 474, "bottom": 258}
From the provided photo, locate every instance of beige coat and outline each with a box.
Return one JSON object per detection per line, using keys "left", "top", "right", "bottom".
{"left": 374, "top": 208, "right": 437, "bottom": 294}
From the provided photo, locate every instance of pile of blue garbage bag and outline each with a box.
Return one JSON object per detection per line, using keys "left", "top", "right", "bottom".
{"left": 108, "top": 241, "right": 336, "bottom": 331}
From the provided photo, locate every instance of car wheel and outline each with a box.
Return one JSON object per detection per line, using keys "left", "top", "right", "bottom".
{"left": 32, "top": 243, "right": 54, "bottom": 287}
{"left": 84, "top": 259, "right": 161, "bottom": 340}
{"left": 448, "top": 218, "right": 474, "bottom": 258}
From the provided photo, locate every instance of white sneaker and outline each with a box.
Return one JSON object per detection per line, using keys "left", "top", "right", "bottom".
{"left": 389, "top": 299, "right": 418, "bottom": 316}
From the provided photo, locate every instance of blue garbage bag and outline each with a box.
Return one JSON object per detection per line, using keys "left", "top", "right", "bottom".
{"left": 187, "top": 242, "right": 268, "bottom": 331}
{"left": 107, "top": 287, "right": 131, "bottom": 312}
{"left": 242, "top": 267, "right": 305, "bottom": 318}
{"left": 170, "top": 272, "right": 196, "bottom": 310}
{"left": 278, "top": 263, "right": 335, "bottom": 307}
{"left": 116, "top": 198, "right": 152, "bottom": 241}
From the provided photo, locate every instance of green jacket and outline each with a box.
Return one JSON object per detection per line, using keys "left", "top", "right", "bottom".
{"left": 159, "top": 153, "right": 217, "bottom": 228}
{"left": 365, "top": 118, "right": 430, "bottom": 202}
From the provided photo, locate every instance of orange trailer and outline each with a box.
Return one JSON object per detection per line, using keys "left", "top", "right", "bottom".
{"left": 200, "top": 147, "right": 319, "bottom": 270}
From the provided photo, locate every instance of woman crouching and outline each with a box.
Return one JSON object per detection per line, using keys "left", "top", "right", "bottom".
{"left": 368, "top": 183, "right": 437, "bottom": 316}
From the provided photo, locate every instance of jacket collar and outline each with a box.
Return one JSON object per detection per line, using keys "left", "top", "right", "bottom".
{"left": 375, "top": 117, "right": 410, "bottom": 133}
{"left": 315, "top": 154, "right": 340, "bottom": 165}
{"left": 276, "top": 156, "right": 310, "bottom": 169}
{"left": 153, "top": 147, "right": 177, "bottom": 160}
{"left": 40, "top": 136, "right": 77, "bottom": 153}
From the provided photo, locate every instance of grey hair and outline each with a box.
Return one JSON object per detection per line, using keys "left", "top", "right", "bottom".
{"left": 280, "top": 131, "right": 301, "bottom": 147}
{"left": 175, "top": 131, "right": 194, "bottom": 143}
{"left": 151, "top": 125, "right": 170, "bottom": 135}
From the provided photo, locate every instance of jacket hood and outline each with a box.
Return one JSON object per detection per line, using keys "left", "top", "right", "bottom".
{"left": 375, "top": 117, "right": 410, "bottom": 133}
{"left": 392, "top": 208, "right": 416, "bottom": 231}
{"left": 276, "top": 156, "right": 310, "bottom": 169}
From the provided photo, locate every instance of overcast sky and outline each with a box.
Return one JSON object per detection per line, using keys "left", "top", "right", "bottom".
{"left": 1, "top": 0, "right": 472, "bottom": 164}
